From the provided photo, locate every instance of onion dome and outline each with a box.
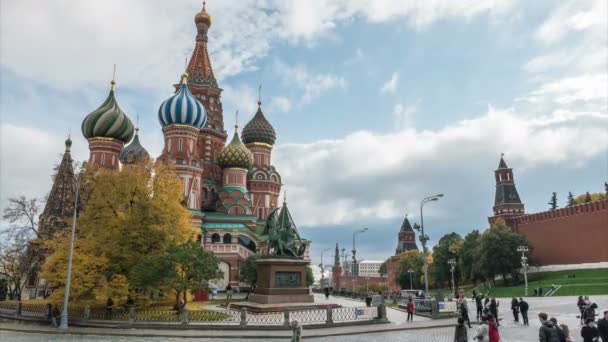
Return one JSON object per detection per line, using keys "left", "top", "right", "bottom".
{"left": 158, "top": 73, "right": 207, "bottom": 128}
{"left": 242, "top": 101, "right": 276, "bottom": 145}
{"left": 195, "top": 1, "right": 212, "bottom": 27}
{"left": 65, "top": 135, "right": 72, "bottom": 151}
{"left": 119, "top": 128, "right": 149, "bottom": 164}
{"left": 81, "top": 81, "right": 135, "bottom": 143}
{"left": 217, "top": 125, "right": 253, "bottom": 169}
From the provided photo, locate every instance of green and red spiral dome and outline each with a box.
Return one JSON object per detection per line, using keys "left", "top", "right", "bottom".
{"left": 241, "top": 101, "right": 276, "bottom": 145}
{"left": 81, "top": 81, "right": 134, "bottom": 143}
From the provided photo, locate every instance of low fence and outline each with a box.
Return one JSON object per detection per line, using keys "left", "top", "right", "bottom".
{"left": 0, "top": 301, "right": 387, "bottom": 328}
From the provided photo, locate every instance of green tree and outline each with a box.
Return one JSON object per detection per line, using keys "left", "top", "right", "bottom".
{"left": 477, "top": 219, "right": 530, "bottom": 286}
{"left": 584, "top": 192, "right": 592, "bottom": 203}
{"left": 238, "top": 255, "right": 258, "bottom": 298}
{"left": 378, "top": 261, "right": 387, "bottom": 277}
{"left": 458, "top": 230, "right": 483, "bottom": 284}
{"left": 567, "top": 192, "right": 577, "bottom": 207}
{"left": 548, "top": 192, "right": 557, "bottom": 210}
{"left": 395, "top": 250, "right": 424, "bottom": 290}
{"left": 430, "top": 233, "right": 463, "bottom": 288}
{"left": 132, "top": 241, "right": 221, "bottom": 305}
{"left": 306, "top": 266, "right": 314, "bottom": 287}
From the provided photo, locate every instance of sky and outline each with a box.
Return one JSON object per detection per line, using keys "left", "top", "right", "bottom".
{"left": 1, "top": 0, "right": 607, "bottom": 268}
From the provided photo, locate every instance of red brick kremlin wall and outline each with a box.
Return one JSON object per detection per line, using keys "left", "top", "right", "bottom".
{"left": 512, "top": 200, "right": 608, "bottom": 265}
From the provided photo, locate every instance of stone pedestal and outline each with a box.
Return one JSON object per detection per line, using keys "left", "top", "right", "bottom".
{"left": 249, "top": 258, "right": 314, "bottom": 304}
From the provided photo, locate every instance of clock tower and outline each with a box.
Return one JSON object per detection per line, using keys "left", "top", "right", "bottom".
{"left": 489, "top": 154, "right": 525, "bottom": 226}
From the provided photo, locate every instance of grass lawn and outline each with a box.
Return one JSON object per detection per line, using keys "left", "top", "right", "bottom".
{"left": 438, "top": 268, "right": 608, "bottom": 298}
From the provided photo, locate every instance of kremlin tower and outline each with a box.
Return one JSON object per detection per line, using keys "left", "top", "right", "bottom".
{"left": 489, "top": 154, "right": 525, "bottom": 226}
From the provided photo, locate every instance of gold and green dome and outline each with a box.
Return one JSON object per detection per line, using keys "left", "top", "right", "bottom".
{"left": 242, "top": 101, "right": 276, "bottom": 146}
{"left": 195, "top": 1, "right": 212, "bottom": 27}
{"left": 217, "top": 126, "right": 253, "bottom": 169}
{"left": 81, "top": 81, "right": 134, "bottom": 143}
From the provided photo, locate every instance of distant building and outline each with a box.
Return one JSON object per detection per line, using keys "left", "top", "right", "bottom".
{"left": 488, "top": 155, "right": 608, "bottom": 265}
{"left": 386, "top": 215, "right": 420, "bottom": 294}
{"left": 358, "top": 260, "right": 384, "bottom": 277}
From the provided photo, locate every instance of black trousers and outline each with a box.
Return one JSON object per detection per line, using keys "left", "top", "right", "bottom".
{"left": 407, "top": 312, "right": 413, "bottom": 321}
{"left": 521, "top": 310, "right": 529, "bottom": 325}
{"left": 512, "top": 309, "right": 519, "bottom": 322}
{"left": 476, "top": 307, "right": 483, "bottom": 320}
{"left": 462, "top": 311, "right": 472, "bottom": 327}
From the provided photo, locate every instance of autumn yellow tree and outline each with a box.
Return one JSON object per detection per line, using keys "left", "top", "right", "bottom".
{"left": 41, "top": 160, "right": 195, "bottom": 302}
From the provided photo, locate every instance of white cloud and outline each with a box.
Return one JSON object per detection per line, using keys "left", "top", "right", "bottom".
{"left": 535, "top": 0, "right": 606, "bottom": 45}
{"left": 273, "top": 61, "right": 346, "bottom": 105}
{"left": 522, "top": 74, "right": 607, "bottom": 105}
{"left": 343, "top": 48, "right": 365, "bottom": 65}
{"left": 275, "top": 107, "right": 608, "bottom": 226}
{"left": 269, "top": 96, "right": 292, "bottom": 113}
{"left": 392, "top": 103, "right": 417, "bottom": 130}
{"left": 380, "top": 72, "right": 399, "bottom": 94}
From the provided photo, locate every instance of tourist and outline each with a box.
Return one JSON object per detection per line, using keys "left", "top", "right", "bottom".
{"left": 406, "top": 297, "right": 414, "bottom": 322}
{"left": 474, "top": 315, "right": 490, "bottom": 342}
{"left": 550, "top": 317, "right": 566, "bottom": 342}
{"left": 583, "top": 303, "right": 599, "bottom": 324}
{"left": 291, "top": 320, "right": 302, "bottom": 342}
{"left": 365, "top": 293, "right": 372, "bottom": 307}
{"left": 597, "top": 311, "right": 608, "bottom": 342}
{"left": 511, "top": 297, "right": 520, "bottom": 322}
{"left": 105, "top": 297, "right": 114, "bottom": 319}
{"left": 484, "top": 294, "right": 490, "bottom": 308}
{"left": 578, "top": 296, "right": 587, "bottom": 324}
{"left": 458, "top": 294, "right": 472, "bottom": 328}
{"left": 226, "top": 284, "right": 233, "bottom": 301}
{"left": 487, "top": 314, "right": 500, "bottom": 342}
{"left": 489, "top": 298, "right": 499, "bottom": 326}
{"left": 581, "top": 318, "right": 600, "bottom": 342}
{"left": 519, "top": 297, "right": 529, "bottom": 325}
{"left": 475, "top": 293, "right": 484, "bottom": 321}
{"left": 538, "top": 312, "right": 561, "bottom": 342}
{"left": 454, "top": 317, "right": 468, "bottom": 342}
{"left": 560, "top": 324, "right": 573, "bottom": 342}
{"left": 324, "top": 287, "right": 330, "bottom": 300}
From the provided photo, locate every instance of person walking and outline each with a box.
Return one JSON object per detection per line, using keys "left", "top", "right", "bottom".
{"left": 538, "top": 312, "right": 561, "bottom": 342}
{"left": 581, "top": 318, "right": 600, "bottom": 342}
{"left": 406, "top": 297, "right": 415, "bottom": 322}
{"left": 511, "top": 297, "right": 520, "bottom": 323}
{"left": 458, "top": 294, "right": 472, "bottom": 328}
{"left": 105, "top": 297, "right": 114, "bottom": 319}
{"left": 519, "top": 297, "right": 530, "bottom": 325}
{"left": 488, "top": 314, "right": 500, "bottom": 342}
{"left": 578, "top": 296, "right": 586, "bottom": 324}
{"left": 454, "top": 317, "right": 468, "bottom": 342}
{"left": 489, "top": 298, "right": 500, "bottom": 326}
{"left": 560, "top": 324, "right": 573, "bottom": 342}
{"left": 324, "top": 287, "right": 330, "bottom": 300}
{"left": 226, "top": 284, "right": 233, "bottom": 301}
{"left": 474, "top": 315, "right": 490, "bottom": 342}
{"left": 476, "top": 293, "right": 484, "bottom": 321}
{"left": 597, "top": 311, "right": 608, "bottom": 342}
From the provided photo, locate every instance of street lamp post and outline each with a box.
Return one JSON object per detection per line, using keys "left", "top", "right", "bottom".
{"left": 517, "top": 246, "right": 529, "bottom": 296}
{"left": 60, "top": 173, "right": 81, "bottom": 329}
{"left": 352, "top": 228, "right": 368, "bottom": 276}
{"left": 407, "top": 269, "right": 414, "bottom": 290}
{"left": 448, "top": 259, "right": 457, "bottom": 298}
{"left": 417, "top": 194, "right": 444, "bottom": 295}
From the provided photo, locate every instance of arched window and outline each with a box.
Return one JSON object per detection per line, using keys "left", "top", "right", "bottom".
{"left": 223, "top": 233, "right": 232, "bottom": 244}
{"left": 211, "top": 233, "right": 220, "bottom": 244}
{"left": 203, "top": 188, "right": 208, "bottom": 200}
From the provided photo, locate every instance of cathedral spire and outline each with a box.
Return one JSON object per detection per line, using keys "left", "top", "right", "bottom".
{"left": 188, "top": 1, "right": 217, "bottom": 88}
{"left": 334, "top": 243, "right": 340, "bottom": 266}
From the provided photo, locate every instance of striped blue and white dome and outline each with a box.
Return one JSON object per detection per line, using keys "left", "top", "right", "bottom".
{"left": 158, "top": 73, "right": 207, "bottom": 128}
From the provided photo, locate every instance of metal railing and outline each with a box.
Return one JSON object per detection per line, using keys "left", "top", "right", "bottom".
{"left": 0, "top": 300, "right": 385, "bottom": 327}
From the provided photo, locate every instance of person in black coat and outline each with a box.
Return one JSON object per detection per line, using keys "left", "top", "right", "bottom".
{"left": 597, "top": 310, "right": 608, "bottom": 342}
{"left": 581, "top": 318, "right": 600, "bottom": 342}
{"left": 511, "top": 297, "right": 520, "bottom": 322}
{"left": 489, "top": 298, "right": 499, "bottom": 326}
{"left": 518, "top": 297, "right": 529, "bottom": 325}
{"left": 475, "top": 294, "right": 484, "bottom": 321}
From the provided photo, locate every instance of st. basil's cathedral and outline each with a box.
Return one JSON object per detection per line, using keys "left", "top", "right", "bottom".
{"left": 41, "top": 2, "right": 310, "bottom": 294}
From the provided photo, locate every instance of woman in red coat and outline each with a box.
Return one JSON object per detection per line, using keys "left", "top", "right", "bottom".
{"left": 406, "top": 297, "right": 415, "bottom": 322}
{"left": 488, "top": 314, "right": 500, "bottom": 342}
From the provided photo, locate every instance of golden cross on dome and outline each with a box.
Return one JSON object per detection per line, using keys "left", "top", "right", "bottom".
{"left": 136, "top": 114, "right": 140, "bottom": 133}
{"left": 235, "top": 110, "right": 239, "bottom": 129}
{"left": 283, "top": 189, "right": 287, "bottom": 204}
{"left": 258, "top": 84, "right": 262, "bottom": 106}
{"left": 111, "top": 64, "right": 117, "bottom": 89}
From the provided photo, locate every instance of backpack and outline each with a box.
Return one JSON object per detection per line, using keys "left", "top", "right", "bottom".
{"left": 544, "top": 326, "right": 561, "bottom": 342}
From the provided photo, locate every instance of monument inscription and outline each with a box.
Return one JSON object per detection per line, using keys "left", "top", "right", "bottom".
{"left": 275, "top": 271, "right": 302, "bottom": 288}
